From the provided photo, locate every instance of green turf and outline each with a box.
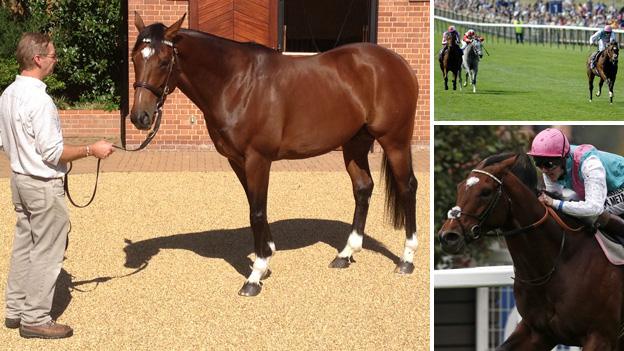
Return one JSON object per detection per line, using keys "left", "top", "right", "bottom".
{"left": 434, "top": 40, "right": 623, "bottom": 120}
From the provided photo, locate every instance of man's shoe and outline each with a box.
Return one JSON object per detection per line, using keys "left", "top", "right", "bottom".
{"left": 19, "top": 320, "right": 73, "bottom": 339}
{"left": 4, "top": 317, "right": 20, "bottom": 329}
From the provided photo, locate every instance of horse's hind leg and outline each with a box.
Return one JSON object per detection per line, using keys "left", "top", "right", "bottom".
{"left": 329, "top": 130, "right": 374, "bottom": 269}
{"left": 236, "top": 154, "right": 274, "bottom": 297}
{"left": 376, "top": 136, "right": 418, "bottom": 274}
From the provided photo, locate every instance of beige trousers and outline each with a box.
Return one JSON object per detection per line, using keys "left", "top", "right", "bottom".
{"left": 5, "top": 173, "right": 68, "bottom": 326}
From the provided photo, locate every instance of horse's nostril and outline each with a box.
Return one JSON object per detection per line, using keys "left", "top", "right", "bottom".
{"left": 140, "top": 113, "right": 151, "bottom": 126}
{"left": 441, "top": 231, "right": 461, "bottom": 245}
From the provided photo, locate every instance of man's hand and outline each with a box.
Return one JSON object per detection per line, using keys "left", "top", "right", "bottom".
{"left": 89, "top": 140, "right": 115, "bottom": 159}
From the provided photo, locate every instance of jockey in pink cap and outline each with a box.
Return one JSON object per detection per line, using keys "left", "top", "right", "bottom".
{"left": 528, "top": 128, "right": 624, "bottom": 238}
{"left": 439, "top": 25, "right": 461, "bottom": 60}
{"left": 589, "top": 25, "right": 617, "bottom": 70}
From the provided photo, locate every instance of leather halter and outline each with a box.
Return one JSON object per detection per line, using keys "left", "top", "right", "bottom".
{"left": 121, "top": 38, "right": 178, "bottom": 152}
{"left": 447, "top": 169, "right": 508, "bottom": 241}
{"left": 64, "top": 38, "right": 178, "bottom": 208}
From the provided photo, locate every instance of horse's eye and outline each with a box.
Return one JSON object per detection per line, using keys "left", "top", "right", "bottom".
{"left": 480, "top": 188, "right": 492, "bottom": 197}
{"left": 160, "top": 60, "right": 170, "bottom": 68}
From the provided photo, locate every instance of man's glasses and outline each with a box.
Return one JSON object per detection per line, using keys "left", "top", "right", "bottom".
{"left": 534, "top": 158, "right": 561, "bottom": 170}
{"left": 38, "top": 53, "right": 57, "bottom": 59}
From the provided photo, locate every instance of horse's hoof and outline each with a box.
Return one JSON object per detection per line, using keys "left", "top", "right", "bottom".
{"left": 238, "top": 281, "right": 262, "bottom": 297}
{"left": 329, "top": 256, "right": 352, "bottom": 269}
{"left": 394, "top": 261, "right": 415, "bottom": 275}
{"left": 261, "top": 269, "right": 271, "bottom": 280}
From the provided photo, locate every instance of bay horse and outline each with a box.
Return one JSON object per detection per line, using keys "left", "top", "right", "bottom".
{"left": 439, "top": 32, "right": 463, "bottom": 90}
{"left": 438, "top": 153, "right": 624, "bottom": 350}
{"left": 462, "top": 39, "right": 483, "bottom": 93}
{"left": 587, "top": 41, "right": 619, "bottom": 104}
{"left": 129, "top": 13, "right": 418, "bottom": 297}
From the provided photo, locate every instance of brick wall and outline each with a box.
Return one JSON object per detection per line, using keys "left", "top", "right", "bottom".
{"left": 377, "top": 0, "right": 429, "bottom": 147}
{"left": 61, "top": 0, "right": 430, "bottom": 150}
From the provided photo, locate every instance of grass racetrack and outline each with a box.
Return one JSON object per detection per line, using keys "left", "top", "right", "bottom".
{"left": 434, "top": 39, "right": 623, "bottom": 120}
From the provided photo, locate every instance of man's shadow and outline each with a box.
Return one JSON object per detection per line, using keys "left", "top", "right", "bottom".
{"left": 50, "top": 218, "right": 400, "bottom": 319}
{"left": 51, "top": 269, "right": 114, "bottom": 320}
{"left": 123, "top": 218, "right": 400, "bottom": 280}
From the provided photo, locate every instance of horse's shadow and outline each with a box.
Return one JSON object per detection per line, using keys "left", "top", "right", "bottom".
{"left": 49, "top": 219, "right": 399, "bottom": 320}
{"left": 123, "top": 218, "right": 400, "bottom": 279}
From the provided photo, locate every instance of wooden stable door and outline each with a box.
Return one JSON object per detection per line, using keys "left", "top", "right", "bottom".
{"left": 189, "top": 0, "right": 278, "bottom": 49}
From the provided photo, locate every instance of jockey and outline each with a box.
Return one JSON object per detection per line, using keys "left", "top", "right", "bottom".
{"left": 589, "top": 25, "right": 616, "bottom": 70}
{"left": 527, "top": 128, "right": 624, "bottom": 238}
{"left": 461, "top": 29, "right": 485, "bottom": 49}
{"left": 439, "top": 25, "right": 461, "bottom": 60}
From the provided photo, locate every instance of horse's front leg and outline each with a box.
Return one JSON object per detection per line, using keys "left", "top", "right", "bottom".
{"left": 471, "top": 69, "right": 477, "bottom": 93}
{"left": 496, "top": 321, "right": 556, "bottom": 351}
{"left": 584, "top": 331, "right": 618, "bottom": 350}
{"left": 588, "top": 73, "right": 595, "bottom": 102}
{"left": 238, "top": 153, "right": 274, "bottom": 297}
{"left": 597, "top": 78, "right": 604, "bottom": 97}
{"left": 608, "top": 78, "right": 615, "bottom": 104}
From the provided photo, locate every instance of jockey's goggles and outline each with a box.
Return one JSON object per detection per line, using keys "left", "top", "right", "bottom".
{"left": 533, "top": 157, "right": 563, "bottom": 170}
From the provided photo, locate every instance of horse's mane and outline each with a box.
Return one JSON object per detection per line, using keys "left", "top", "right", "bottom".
{"left": 482, "top": 153, "right": 538, "bottom": 195}
{"left": 134, "top": 23, "right": 278, "bottom": 55}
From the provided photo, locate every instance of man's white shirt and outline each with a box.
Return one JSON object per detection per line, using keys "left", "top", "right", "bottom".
{"left": 0, "top": 75, "right": 66, "bottom": 178}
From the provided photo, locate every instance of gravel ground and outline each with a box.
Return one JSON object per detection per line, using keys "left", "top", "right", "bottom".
{"left": 0, "top": 171, "right": 429, "bottom": 350}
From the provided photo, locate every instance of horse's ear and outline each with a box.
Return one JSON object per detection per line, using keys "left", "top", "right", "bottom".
{"left": 496, "top": 155, "right": 519, "bottom": 174}
{"left": 165, "top": 13, "right": 186, "bottom": 41}
{"left": 134, "top": 11, "right": 145, "bottom": 32}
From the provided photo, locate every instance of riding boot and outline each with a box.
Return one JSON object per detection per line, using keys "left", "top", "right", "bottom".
{"left": 595, "top": 212, "right": 624, "bottom": 239}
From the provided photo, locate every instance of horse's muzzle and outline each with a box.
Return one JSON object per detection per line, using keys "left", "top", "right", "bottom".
{"left": 439, "top": 229, "right": 464, "bottom": 254}
{"left": 130, "top": 110, "right": 154, "bottom": 130}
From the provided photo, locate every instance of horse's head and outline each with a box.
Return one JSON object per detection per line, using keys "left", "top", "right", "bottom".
{"left": 130, "top": 12, "right": 186, "bottom": 130}
{"left": 607, "top": 41, "right": 619, "bottom": 63}
{"left": 438, "top": 154, "right": 536, "bottom": 254}
{"left": 472, "top": 40, "right": 483, "bottom": 59}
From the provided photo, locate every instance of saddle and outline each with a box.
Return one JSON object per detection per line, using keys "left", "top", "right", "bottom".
{"left": 546, "top": 191, "right": 624, "bottom": 265}
{"left": 590, "top": 51, "right": 603, "bottom": 75}
{"left": 591, "top": 213, "right": 624, "bottom": 265}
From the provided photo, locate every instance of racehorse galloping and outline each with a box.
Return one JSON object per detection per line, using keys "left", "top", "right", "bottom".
{"left": 129, "top": 13, "right": 419, "bottom": 297}
{"left": 587, "top": 41, "right": 619, "bottom": 104}
{"left": 462, "top": 39, "right": 483, "bottom": 93}
{"left": 438, "top": 153, "right": 624, "bottom": 350}
{"left": 439, "top": 32, "right": 463, "bottom": 90}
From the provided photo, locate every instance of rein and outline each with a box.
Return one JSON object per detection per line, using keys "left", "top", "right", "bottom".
{"left": 64, "top": 38, "right": 177, "bottom": 208}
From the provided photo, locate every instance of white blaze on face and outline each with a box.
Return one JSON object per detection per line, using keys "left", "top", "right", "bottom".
{"left": 141, "top": 46, "right": 155, "bottom": 60}
{"left": 466, "top": 176, "right": 480, "bottom": 188}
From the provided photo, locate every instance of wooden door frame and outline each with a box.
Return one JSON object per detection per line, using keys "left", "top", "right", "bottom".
{"left": 188, "top": 0, "right": 279, "bottom": 49}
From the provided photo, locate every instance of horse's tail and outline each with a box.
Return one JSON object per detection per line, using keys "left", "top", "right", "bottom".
{"left": 382, "top": 152, "right": 409, "bottom": 229}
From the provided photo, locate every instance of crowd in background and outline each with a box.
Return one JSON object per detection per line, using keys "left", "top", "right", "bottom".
{"left": 435, "top": 0, "right": 624, "bottom": 28}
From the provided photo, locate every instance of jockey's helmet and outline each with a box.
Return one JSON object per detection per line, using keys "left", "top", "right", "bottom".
{"left": 467, "top": 29, "right": 476, "bottom": 36}
{"left": 448, "top": 26, "right": 456, "bottom": 32}
{"left": 605, "top": 25, "right": 613, "bottom": 32}
{"left": 527, "top": 128, "right": 570, "bottom": 158}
